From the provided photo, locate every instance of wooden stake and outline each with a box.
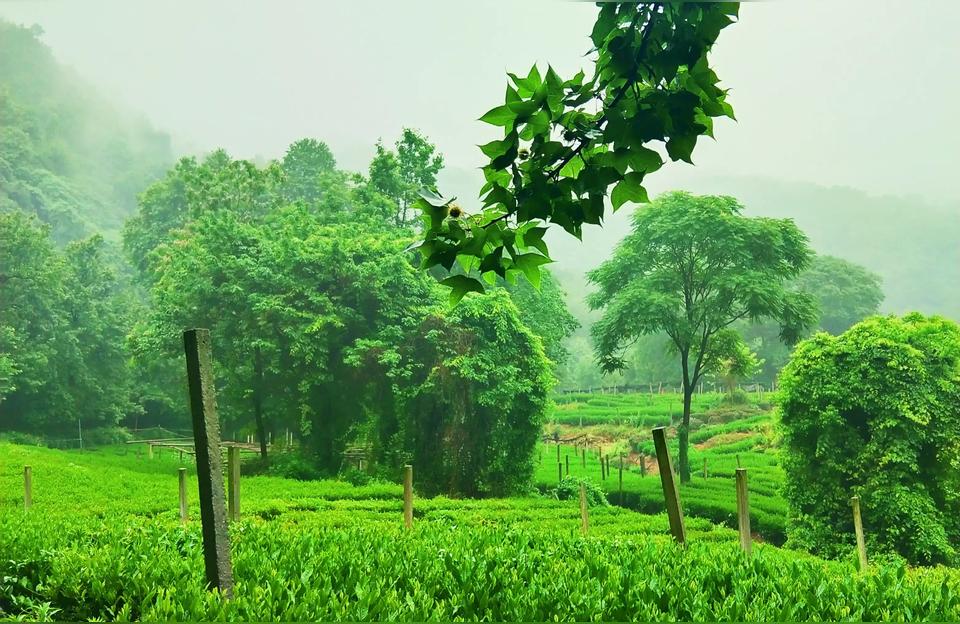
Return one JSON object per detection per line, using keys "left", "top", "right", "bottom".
{"left": 23, "top": 466, "right": 32, "bottom": 510}
{"left": 735, "top": 468, "right": 751, "bottom": 556}
{"left": 558, "top": 462, "right": 563, "bottom": 484}
{"left": 565, "top": 455, "right": 570, "bottom": 476}
{"left": 579, "top": 482, "right": 589, "bottom": 535}
{"left": 183, "top": 328, "right": 234, "bottom": 596}
{"left": 581, "top": 448, "right": 586, "bottom": 468}
{"left": 618, "top": 456, "right": 623, "bottom": 504}
{"left": 178, "top": 468, "right": 189, "bottom": 524}
{"left": 227, "top": 446, "right": 240, "bottom": 522}
{"left": 851, "top": 495, "right": 868, "bottom": 570}
{"left": 652, "top": 427, "right": 686, "bottom": 544}
{"left": 403, "top": 464, "right": 413, "bottom": 529}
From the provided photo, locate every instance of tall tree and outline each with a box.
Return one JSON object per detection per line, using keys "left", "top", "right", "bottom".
{"left": 794, "top": 254, "right": 883, "bottom": 335}
{"left": 368, "top": 128, "right": 444, "bottom": 228}
{"left": 588, "top": 191, "right": 815, "bottom": 481}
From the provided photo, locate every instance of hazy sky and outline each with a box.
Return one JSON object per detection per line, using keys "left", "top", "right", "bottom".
{"left": 2, "top": 0, "right": 958, "bottom": 205}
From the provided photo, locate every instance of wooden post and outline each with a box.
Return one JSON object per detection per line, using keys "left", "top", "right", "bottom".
{"left": 556, "top": 442, "right": 561, "bottom": 463}
{"left": 403, "top": 464, "right": 413, "bottom": 529}
{"left": 565, "top": 455, "right": 570, "bottom": 476}
{"left": 581, "top": 448, "right": 586, "bottom": 469}
{"left": 178, "top": 468, "right": 189, "bottom": 524}
{"left": 851, "top": 496, "right": 868, "bottom": 570}
{"left": 227, "top": 446, "right": 240, "bottom": 522}
{"left": 579, "top": 482, "right": 589, "bottom": 535}
{"left": 618, "top": 456, "right": 623, "bottom": 504}
{"left": 183, "top": 328, "right": 234, "bottom": 596}
{"left": 652, "top": 427, "right": 686, "bottom": 544}
{"left": 558, "top": 462, "right": 563, "bottom": 484}
{"left": 600, "top": 454, "right": 606, "bottom": 480}
{"left": 735, "top": 468, "right": 751, "bottom": 556}
{"left": 23, "top": 466, "right": 32, "bottom": 510}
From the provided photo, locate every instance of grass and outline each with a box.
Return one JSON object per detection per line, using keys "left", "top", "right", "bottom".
{"left": 2, "top": 427, "right": 959, "bottom": 620}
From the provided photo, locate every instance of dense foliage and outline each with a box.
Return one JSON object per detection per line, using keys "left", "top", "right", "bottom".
{"left": 0, "top": 212, "right": 135, "bottom": 438}
{"left": 588, "top": 191, "right": 815, "bottom": 481}
{"left": 414, "top": 2, "right": 740, "bottom": 300}
{"left": 124, "top": 140, "right": 556, "bottom": 494}
{"left": 779, "top": 313, "right": 960, "bottom": 565}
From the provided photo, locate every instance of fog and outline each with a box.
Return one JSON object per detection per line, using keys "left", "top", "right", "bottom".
{"left": 3, "top": 0, "right": 959, "bottom": 315}
{"left": 3, "top": 0, "right": 957, "bottom": 199}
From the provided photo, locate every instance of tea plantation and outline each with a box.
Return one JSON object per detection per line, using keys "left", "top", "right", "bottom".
{"left": 2, "top": 441, "right": 959, "bottom": 621}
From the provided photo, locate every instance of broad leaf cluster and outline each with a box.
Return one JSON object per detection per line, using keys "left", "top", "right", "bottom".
{"left": 414, "top": 2, "right": 739, "bottom": 298}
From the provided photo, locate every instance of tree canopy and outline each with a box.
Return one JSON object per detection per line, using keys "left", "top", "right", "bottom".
{"left": 588, "top": 191, "right": 815, "bottom": 480}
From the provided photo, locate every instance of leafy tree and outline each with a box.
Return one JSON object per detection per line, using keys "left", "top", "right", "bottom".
{"left": 588, "top": 191, "right": 815, "bottom": 481}
{"left": 414, "top": 2, "right": 739, "bottom": 299}
{"left": 0, "top": 212, "right": 134, "bottom": 436}
{"left": 794, "top": 255, "right": 883, "bottom": 335}
{"left": 368, "top": 128, "right": 443, "bottom": 228}
{"left": 280, "top": 138, "right": 336, "bottom": 203}
{"left": 779, "top": 314, "right": 960, "bottom": 565}
{"left": 503, "top": 270, "right": 579, "bottom": 370}
{"left": 743, "top": 254, "right": 884, "bottom": 383}
{"left": 702, "top": 329, "right": 761, "bottom": 396}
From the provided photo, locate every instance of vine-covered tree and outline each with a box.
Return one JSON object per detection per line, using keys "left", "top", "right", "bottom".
{"left": 588, "top": 191, "right": 815, "bottom": 481}
{"left": 413, "top": 2, "right": 740, "bottom": 300}
{"left": 779, "top": 314, "right": 960, "bottom": 565}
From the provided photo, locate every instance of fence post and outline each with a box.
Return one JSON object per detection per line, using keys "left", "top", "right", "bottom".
{"left": 652, "top": 427, "right": 686, "bottom": 544}
{"left": 183, "top": 328, "right": 234, "bottom": 597}
{"left": 227, "top": 446, "right": 240, "bottom": 522}
{"left": 403, "top": 464, "right": 414, "bottom": 529}
{"left": 23, "top": 466, "right": 32, "bottom": 510}
{"left": 579, "top": 482, "right": 589, "bottom": 535}
{"left": 735, "top": 468, "right": 751, "bottom": 556}
{"left": 618, "top": 456, "right": 623, "bottom": 504}
{"left": 851, "top": 495, "right": 868, "bottom": 570}
{"left": 565, "top": 455, "right": 570, "bottom": 476}
{"left": 178, "top": 468, "right": 189, "bottom": 524}
{"left": 558, "top": 462, "right": 563, "bottom": 484}
{"left": 581, "top": 447, "right": 586, "bottom": 469}
{"left": 556, "top": 440, "right": 561, "bottom": 464}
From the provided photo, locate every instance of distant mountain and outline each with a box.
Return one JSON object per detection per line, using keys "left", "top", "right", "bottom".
{"left": 0, "top": 20, "right": 172, "bottom": 242}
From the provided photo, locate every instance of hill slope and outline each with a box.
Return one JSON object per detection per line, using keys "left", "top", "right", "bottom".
{"left": 0, "top": 20, "right": 171, "bottom": 242}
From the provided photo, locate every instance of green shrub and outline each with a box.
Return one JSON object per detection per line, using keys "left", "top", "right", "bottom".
{"left": 779, "top": 314, "right": 960, "bottom": 565}
{"left": 553, "top": 476, "right": 609, "bottom": 506}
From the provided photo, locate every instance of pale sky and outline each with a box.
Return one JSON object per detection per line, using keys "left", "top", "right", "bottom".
{"left": 2, "top": 0, "right": 958, "bottom": 204}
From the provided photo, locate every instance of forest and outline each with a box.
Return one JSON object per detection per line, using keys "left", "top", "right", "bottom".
{"left": 1, "top": 3, "right": 959, "bottom": 621}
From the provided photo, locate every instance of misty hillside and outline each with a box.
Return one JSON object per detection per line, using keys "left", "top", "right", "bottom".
{"left": 0, "top": 21, "right": 171, "bottom": 243}
{"left": 540, "top": 173, "right": 960, "bottom": 324}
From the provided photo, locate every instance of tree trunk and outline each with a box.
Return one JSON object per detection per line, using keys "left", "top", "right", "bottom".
{"left": 678, "top": 385, "right": 693, "bottom": 483}
{"left": 253, "top": 347, "right": 268, "bottom": 460}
